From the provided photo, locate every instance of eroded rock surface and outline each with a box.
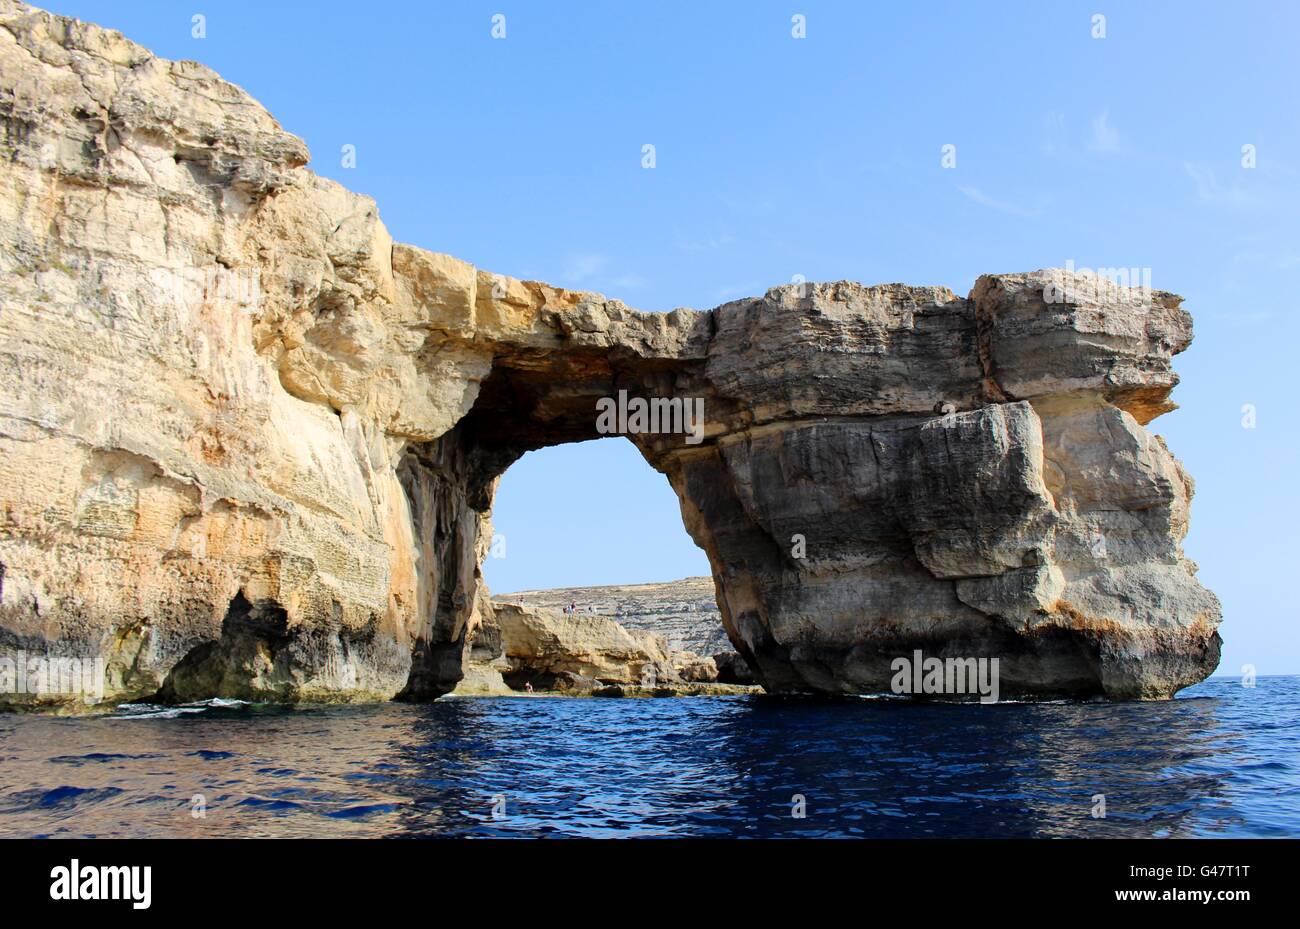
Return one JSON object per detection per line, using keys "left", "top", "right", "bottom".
{"left": 497, "top": 577, "right": 731, "bottom": 655}
{"left": 0, "top": 2, "right": 1220, "bottom": 709}
{"left": 497, "top": 577, "right": 751, "bottom": 685}
{"left": 457, "top": 600, "right": 690, "bottom": 694}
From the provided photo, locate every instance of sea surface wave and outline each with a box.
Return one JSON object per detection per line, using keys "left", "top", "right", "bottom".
{"left": 1, "top": 676, "right": 1296, "bottom": 837}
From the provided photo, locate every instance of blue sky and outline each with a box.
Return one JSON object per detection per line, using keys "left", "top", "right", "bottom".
{"left": 51, "top": 1, "right": 1300, "bottom": 674}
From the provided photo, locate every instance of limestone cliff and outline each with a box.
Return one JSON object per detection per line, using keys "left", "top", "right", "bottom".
{"left": 456, "top": 599, "right": 704, "bottom": 694}
{"left": 0, "top": 2, "right": 1220, "bottom": 710}
{"left": 497, "top": 577, "right": 731, "bottom": 657}
{"left": 496, "top": 577, "right": 751, "bottom": 683}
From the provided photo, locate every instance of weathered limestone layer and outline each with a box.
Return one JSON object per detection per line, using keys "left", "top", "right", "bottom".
{"left": 0, "top": 3, "right": 1220, "bottom": 709}
{"left": 497, "top": 577, "right": 751, "bottom": 683}
{"left": 497, "top": 577, "right": 732, "bottom": 656}
{"left": 456, "top": 598, "right": 710, "bottom": 695}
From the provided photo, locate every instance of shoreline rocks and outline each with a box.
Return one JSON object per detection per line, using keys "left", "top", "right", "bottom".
{"left": 493, "top": 577, "right": 752, "bottom": 684}
{"left": 452, "top": 598, "right": 756, "bottom": 697}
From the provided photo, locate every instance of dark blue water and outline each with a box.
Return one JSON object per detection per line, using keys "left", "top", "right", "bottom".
{"left": 1, "top": 676, "right": 1296, "bottom": 838}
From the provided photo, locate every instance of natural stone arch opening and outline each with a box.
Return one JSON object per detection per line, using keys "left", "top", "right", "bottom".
{"left": 480, "top": 436, "right": 710, "bottom": 597}
{"left": 393, "top": 349, "right": 730, "bottom": 700}
{"left": 473, "top": 434, "right": 723, "bottom": 693}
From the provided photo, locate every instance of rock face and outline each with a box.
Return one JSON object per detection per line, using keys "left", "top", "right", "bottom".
{"left": 498, "top": 577, "right": 751, "bottom": 685}
{"left": 0, "top": 3, "right": 1220, "bottom": 710}
{"left": 458, "top": 599, "right": 692, "bottom": 693}
{"left": 498, "top": 577, "right": 732, "bottom": 656}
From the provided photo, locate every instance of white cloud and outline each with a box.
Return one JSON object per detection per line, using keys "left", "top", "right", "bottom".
{"left": 1089, "top": 109, "right": 1120, "bottom": 153}
{"left": 1041, "top": 110, "right": 1068, "bottom": 154}
{"left": 713, "top": 282, "right": 761, "bottom": 301}
{"left": 675, "top": 231, "right": 736, "bottom": 252}
{"left": 1184, "top": 162, "right": 1262, "bottom": 207}
{"left": 563, "top": 253, "right": 608, "bottom": 284}
{"left": 957, "top": 186, "right": 1039, "bottom": 218}
{"left": 559, "top": 253, "right": 645, "bottom": 293}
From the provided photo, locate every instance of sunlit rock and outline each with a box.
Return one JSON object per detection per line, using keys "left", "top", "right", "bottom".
{"left": 0, "top": 2, "right": 1220, "bottom": 709}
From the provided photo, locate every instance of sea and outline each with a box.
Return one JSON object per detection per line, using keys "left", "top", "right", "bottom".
{"left": 0, "top": 675, "right": 1295, "bottom": 838}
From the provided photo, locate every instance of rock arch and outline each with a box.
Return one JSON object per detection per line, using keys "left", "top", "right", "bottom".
{"left": 0, "top": 4, "right": 1220, "bottom": 709}
{"left": 382, "top": 270, "right": 1222, "bottom": 702}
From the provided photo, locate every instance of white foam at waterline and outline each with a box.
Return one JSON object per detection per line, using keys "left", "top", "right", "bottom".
{"left": 109, "top": 705, "right": 208, "bottom": 720}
